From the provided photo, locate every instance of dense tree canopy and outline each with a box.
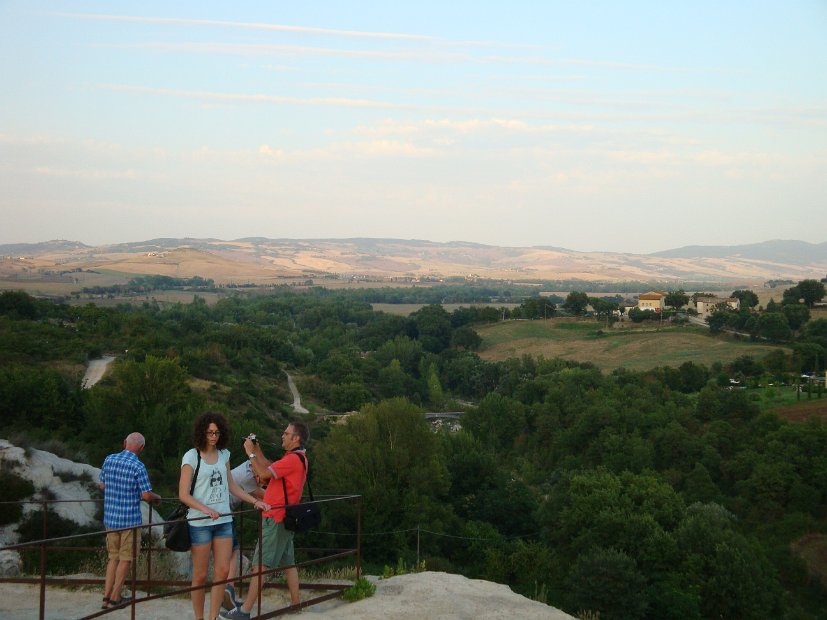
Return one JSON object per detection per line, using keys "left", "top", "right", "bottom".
{"left": 2, "top": 288, "right": 827, "bottom": 618}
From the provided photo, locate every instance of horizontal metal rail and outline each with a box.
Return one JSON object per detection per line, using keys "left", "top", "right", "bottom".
{"left": 0, "top": 494, "right": 362, "bottom": 619}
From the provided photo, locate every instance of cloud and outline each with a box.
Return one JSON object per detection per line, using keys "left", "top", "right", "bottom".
{"left": 0, "top": 133, "right": 64, "bottom": 146}
{"left": 101, "top": 84, "right": 424, "bottom": 111}
{"left": 119, "top": 41, "right": 477, "bottom": 64}
{"left": 352, "top": 117, "right": 596, "bottom": 137}
{"left": 116, "top": 40, "right": 686, "bottom": 72}
{"left": 258, "top": 144, "right": 284, "bottom": 158}
{"left": 271, "top": 140, "right": 438, "bottom": 161}
{"left": 33, "top": 166, "right": 140, "bottom": 180}
{"left": 55, "top": 13, "right": 433, "bottom": 41}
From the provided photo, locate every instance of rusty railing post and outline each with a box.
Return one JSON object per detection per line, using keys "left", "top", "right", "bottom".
{"left": 237, "top": 508, "right": 244, "bottom": 594}
{"left": 39, "top": 499, "right": 48, "bottom": 620}
{"left": 256, "top": 511, "right": 263, "bottom": 617}
{"left": 356, "top": 497, "right": 362, "bottom": 580}
{"left": 130, "top": 524, "right": 138, "bottom": 620}
{"left": 146, "top": 505, "right": 153, "bottom": 599}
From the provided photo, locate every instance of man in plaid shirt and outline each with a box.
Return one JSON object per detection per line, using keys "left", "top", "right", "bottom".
{"left": 98, "top": 432, "right": 161, "bottom": 609}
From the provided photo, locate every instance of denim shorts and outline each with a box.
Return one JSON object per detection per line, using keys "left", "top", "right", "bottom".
{"left": 189, "top": 520, "right": 233, "bottom": 546}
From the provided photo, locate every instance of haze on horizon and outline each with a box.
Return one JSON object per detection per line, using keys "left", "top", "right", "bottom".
{"left": 1, "top": 1, "right": 825, "bottom": 255}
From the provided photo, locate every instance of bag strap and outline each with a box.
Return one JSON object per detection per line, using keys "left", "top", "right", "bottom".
{"left": 280, "top": 451, "right": 313, "bottom": 506}
{"left": 190, "top": 451, "right": 202, "bottom": 494}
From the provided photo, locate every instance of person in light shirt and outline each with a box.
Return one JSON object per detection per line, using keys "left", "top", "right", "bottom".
{"left": 221, "top": 460, "right": 265, "bottom": 611}
{"left": 179, "top": 412, "right": 269, "bottom": 620}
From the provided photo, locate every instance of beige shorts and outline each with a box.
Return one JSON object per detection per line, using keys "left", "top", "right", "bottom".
{"left": 106, "top": 529, "right": 136, "bottom": 561}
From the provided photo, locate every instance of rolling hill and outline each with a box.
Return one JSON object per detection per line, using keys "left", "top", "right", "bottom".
{"left": 1, "top": 237, "right": 825, "bottom": 286}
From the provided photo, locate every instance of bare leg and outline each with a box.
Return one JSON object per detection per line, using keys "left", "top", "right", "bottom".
{"left": 285, "top": 566, "right": 300, "bottom": 606}
{"left": 227, "top": 548, "right": 240, "bottom": 581}
{"left": 239, "top": 563, "right": 268, "bottom": 614}
{"left": 190, "top": 543, "right": 211, "bottom": 620}
{"left": 110, "top": 560, "right": 132, "bottom": 601}
{"left": 103, "top": 557, "right": 117, "bottom": 600}
{"left": 208, "top": 537, "right": 232, "bottom": 619}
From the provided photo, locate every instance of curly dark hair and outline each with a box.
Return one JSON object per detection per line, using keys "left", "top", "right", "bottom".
{"left": 192, "top": 412, "right": 230, "bottom": 451}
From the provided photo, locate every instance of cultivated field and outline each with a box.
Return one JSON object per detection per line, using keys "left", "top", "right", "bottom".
{"left": 476, "top": 319, "right": 788, "bottom": 372}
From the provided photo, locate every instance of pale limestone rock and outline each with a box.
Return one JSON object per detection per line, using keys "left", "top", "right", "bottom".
{"left": 0, "top": 550, "right": 21, "bottom": 577}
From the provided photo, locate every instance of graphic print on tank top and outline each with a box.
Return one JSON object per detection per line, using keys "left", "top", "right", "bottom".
{"left": 207, "top": 467, "right": 224, "bottom": 504}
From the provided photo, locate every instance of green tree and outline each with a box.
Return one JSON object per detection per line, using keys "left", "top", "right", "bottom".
{"left": 82, "top": 355, "right": 198, "bottom": 477}
{"left": 730, "top": 290, "right": 759, "bottom": 309}
{"left": 756, "top": 312, "right": 792, "bottom": 342}
{"left": 562, "top": 291, "right": 589, "bottom": 316}
{"left": 0, "top": 291, "right": 40, "bottom": 320}
{"left": 782, "top": 303, "right": 810, "bottom": 331}
{"left": 761, "top": 349, "right": 788, "bottom": 380}
{"left": 675, "top": 503, "right": 783, "bottom": 619}
{"left": 629, "top": 307, "right": 656, "bottom": 323}
{"left": 377, "top": 359, "right": 406, "bottom": 398}
{"left": 784, "top": 279, "right": 825, "bottom": 308}
{"left": 411, "top": 304, "right": 452, "bottom": 353}
{"left": 800, "top": 318, "right": 827, "bottom": 349}
{"left": 330, "top": 381, "right": 373, "bottom": 411}
{"left": 462, "top": 392, "right": 526, "bottom": 452}
{"left": 567, "top": 547, "right": 649, "bottom": 620}
{"left": 589, "top": 297, "right": 619, "bottom": 321}
{"left": 426, "top": 362, "right": 444, "bottom": 409}
{"left": 314, "top": 398, "right": 451, "bottom": 562}
{"left": 451, "top": 325, "right": 482, "bottom": 350}
{"left": 665, "top": 289, "right": 690, "bottom": 309}
{"left": 706, "top": 311, "right": 728, "bottom": 333}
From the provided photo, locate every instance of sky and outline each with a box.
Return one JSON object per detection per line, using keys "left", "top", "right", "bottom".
{"left": 1, "top": 1, "right": 826, "bottom": 254}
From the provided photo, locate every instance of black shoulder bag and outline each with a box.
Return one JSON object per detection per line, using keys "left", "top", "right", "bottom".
{"left": 281, "top": 452, "right": 321, "bottom": 533}
{"left": 164, "top": 451, "right": 201, "bottom": 552}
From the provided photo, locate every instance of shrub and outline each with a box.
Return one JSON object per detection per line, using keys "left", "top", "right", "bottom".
{"left": 0, "top": 464, "right": 35, "bottom": 525}
{"left": 341, "top": 576, "right": 376, "bottom": 602}
{"left": 17, "top": 507, "right": 101, "bottom": 574}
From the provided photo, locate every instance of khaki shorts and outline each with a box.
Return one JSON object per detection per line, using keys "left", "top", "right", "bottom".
{"left": 106, "top": 529, "right": 136, "bottom": 561}
{"left": 251, "top": 519, "right": 295, "bottom": 568}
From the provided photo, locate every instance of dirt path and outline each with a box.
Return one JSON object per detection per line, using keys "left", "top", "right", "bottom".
{"left": 0, "top": 582, "right": 344, "bottom": 619}
{"left": 0, "top": 572, "right": 574, "bottom": 619}
{"left": 81, "top": 356, "right": 116, "bottom": 389}
{"left": 285, "top": 370, "right": 309, "bottom": 414}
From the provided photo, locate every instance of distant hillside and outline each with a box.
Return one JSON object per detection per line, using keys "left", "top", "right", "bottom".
{"left": 1, "top": 237, "right": 825, "bottom": 285}
{"left": 650, "top": 239, "right": 827, "bottom": 264}
{"left": 0, "top": 240, "right": 90, "bottom": 255}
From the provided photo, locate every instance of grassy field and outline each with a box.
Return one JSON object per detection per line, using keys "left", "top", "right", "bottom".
{"left": 772, "top": 392, "right": 827, "bottom": 421}
{"left": 475, "top": 319, "right": 788, "bottom": 372}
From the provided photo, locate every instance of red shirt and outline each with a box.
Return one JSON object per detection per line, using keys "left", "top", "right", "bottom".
{"left": 262, "top": 451, "right": 307, "bottom": 522}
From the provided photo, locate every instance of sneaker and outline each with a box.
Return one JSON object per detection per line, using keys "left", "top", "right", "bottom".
{"left": 218, "top": 606, "right": 250, "bottom": 620}
{"left": 222, "top": 584, "right": 239, "bottom": 611}
{"left": 106, "top": 595, "right": 133, "bottom": 608}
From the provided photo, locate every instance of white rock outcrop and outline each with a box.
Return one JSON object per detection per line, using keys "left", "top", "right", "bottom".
{"left": 0, "top": 439, "right": 163, "bottom": 546}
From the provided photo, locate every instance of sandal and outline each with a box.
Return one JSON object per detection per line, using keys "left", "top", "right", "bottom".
{"left": 101, "top": 596, "right": 110, "bottom": 609}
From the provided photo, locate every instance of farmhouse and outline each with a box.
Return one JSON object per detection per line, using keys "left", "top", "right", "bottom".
{"left": 695, "top": 295, "right": 740, "bottom": 318}
{"left": 637, "top": 291, "right": 667, "bottom": 312}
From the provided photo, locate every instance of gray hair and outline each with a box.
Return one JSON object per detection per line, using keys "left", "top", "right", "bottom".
{"left": 125, "top": 432, "right": 146, "bottom": 449}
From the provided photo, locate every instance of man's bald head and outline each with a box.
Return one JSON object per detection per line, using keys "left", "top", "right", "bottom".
{"left": 124, "top": 432, "right": 146, "bottom": 453}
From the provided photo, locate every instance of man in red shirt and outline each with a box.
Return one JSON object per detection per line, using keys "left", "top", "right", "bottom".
{"left": 220, "top": 422, "right": 309, "bottom": 619}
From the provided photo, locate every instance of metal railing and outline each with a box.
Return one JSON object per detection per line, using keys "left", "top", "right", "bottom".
{"left": 0, "top": 494, "right": 362, "bottom": 619}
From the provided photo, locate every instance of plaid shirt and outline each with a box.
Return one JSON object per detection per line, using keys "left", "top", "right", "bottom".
{"left": 99, "top": 450, "right": 152, "bottom": 529}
